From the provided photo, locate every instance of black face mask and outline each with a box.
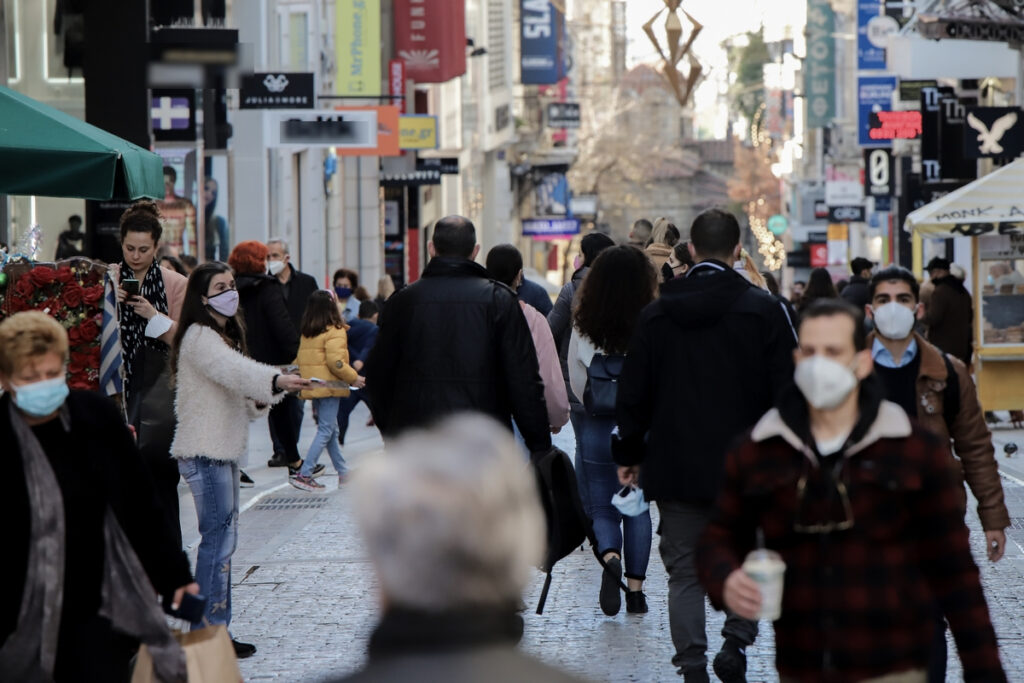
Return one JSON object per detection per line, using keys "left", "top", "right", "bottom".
{"left": 661, "top": 262, "right": 676, "bottom": 282}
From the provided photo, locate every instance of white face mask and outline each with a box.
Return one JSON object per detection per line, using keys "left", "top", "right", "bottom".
{"left": 267, "top": 259, "right": 286, "bottom": 277}
{"left": 872, "top": 302, "right": 916, "bottom": 340}
{"left": 794, "top": 355, "right": 860, "bottom": 411}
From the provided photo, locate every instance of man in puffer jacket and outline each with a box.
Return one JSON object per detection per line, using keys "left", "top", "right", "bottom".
{"left": 365, "top": 216, "right": 551, "bottom": 456}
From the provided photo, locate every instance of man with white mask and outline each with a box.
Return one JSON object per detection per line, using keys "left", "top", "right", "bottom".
{"left": 696, "top": 299, "right": 1005, "bottom": 683}
{"left": 865, "top": 265, "right": 1007, "bottom": 683}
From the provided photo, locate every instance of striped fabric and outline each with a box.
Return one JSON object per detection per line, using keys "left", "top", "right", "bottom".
{"left": 100, "top": 271, "right": 124, "bottom": 396}
{"left": 905, "top": 156, "right": 1024, "bottom": 236}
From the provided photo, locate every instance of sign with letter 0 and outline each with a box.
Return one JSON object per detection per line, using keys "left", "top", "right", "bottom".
{"left": 864, "top": 148, "right": 893, "bottom": 199}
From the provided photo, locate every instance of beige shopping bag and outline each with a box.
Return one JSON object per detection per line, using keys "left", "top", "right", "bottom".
{"left": 132, "top": 623, "right": 242, "bottom": 683}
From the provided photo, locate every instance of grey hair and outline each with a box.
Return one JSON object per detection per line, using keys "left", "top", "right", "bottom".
{"left": 266, "top": 236, "right": 289, "bottom": 254}
{"left": 353, "top": 414, "right": 545, "bottom": 610}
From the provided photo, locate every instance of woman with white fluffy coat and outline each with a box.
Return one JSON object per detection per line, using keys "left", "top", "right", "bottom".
{"left": 170, "top": 262, "right": 310, "bottom": 657}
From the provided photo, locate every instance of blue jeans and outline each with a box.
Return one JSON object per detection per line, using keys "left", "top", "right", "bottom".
{"left": 578, "top": 412, "right": 652, "bottom": 580}
{"left": 177, "top": 457, "right": 238, "bottom": 628}
{"left": 303, "top": 396, "right": 346, "bottom": 476}
{"left": 335, "top": 392, "right": 364, "bottom": 444}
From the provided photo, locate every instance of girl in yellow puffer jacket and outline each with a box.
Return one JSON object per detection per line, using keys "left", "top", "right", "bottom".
{"left": 291, "top": 290, "right": 366, "bottom": 491}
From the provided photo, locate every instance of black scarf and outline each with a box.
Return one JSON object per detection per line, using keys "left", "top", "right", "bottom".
{"left": 119, "top": 261, "right": 169, "bottom": 398}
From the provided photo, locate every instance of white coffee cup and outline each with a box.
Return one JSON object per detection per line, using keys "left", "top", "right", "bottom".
{"left": 742, "top": 548, "right": 786, "bottom": 621}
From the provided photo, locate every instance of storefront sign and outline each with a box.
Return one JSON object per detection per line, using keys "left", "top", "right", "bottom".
{"left": 547, "top": 102, "right": 580, "bottom": 128}
{"left": 828, "top": 205, "right": 866, "bottom": 223}
{"left": 868, "top": 110, "right": 921, "bottom": 141}
{"left": 398, "top": 115, "right": 438, "bottom": 150}
{"left": 826, "top": 180, "right": 864, "bottom": 206}
{"left": 523, "top": 217, "right": 580, "bottom": 237}
{"left": 810, "top": 243, "right": 828, "bottom": 267}
{"left": 858, "top": 75, "right": 897, "bottom": 147}
{"left": 417, "top": 157, "right": 459, "bottom": 174}
{"left": 857, "top": 0, "right": 898, "bottom": 70}
{"left": 337, "top": 0, "right": 381, "bottom": 95}
{"left": 151, "top": 89, "right": 196, "bottom": 141}
{"left": 240, "top": 72, "right": 314, "bottom": 109}
{"left": 963, "top": 107, "right": 1024, "bottom": 159}
{"left": 521, "top": 0, "right": 567, "bottom": 85}
{"left": 394, "top": 0, "right": 466, "bottom": 83}
{"left": 389, "top": 60, "right": 406, "bottom": 113}
{"left": 806, "top": 0, "right": 836, "bottom": 128}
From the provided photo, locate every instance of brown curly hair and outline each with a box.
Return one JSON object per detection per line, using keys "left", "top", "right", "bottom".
{"left": 573, "top": 245, "right": 657, "bottom": 354}
{"left": 119, "top": 200, "right": 163, "bottom": 243}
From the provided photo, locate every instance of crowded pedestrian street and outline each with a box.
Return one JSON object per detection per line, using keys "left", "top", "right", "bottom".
{"left": 189, "top": 404, "right": 1024, "bottom": 682}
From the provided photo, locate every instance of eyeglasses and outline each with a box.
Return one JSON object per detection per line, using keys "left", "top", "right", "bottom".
{"left": 793, "top": 471, "right": 855, "bottom": 534}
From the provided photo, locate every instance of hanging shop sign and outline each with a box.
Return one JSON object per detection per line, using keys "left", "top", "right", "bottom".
{"left": 521, "top": 0, "right": 568, "bottom": 85}
{"left": 857, "top": 0, "right": 898, "bottom": 70}
{"left": 239, "top": 72, "right": 314, "bottom": 109}
{"left": 963, "top": 106, "right": 1024, "bottom": 159}
{"left": 394, "top": 0, "right": 466, "bottom": 83}
{"left": 337, "top": 0, "right": 381, "bottom": 95}
{"left": 523, "top": 217, "right": 580, "bottom": 237}
{"left": 398, "top": 115, "right": 439, "bottom": 150}
{"left": 805, "top": 0, "right": 836, "bottom": 128}
{"left": 828, "top": 205, "right": 866, "bottom": 223}
{"left": 151, "top": 89, "right": 196, "bottom": 142}
{"left": 858, "top": 75, "right": 897, "bottom": 147}
{"left": 417, "top": 157, "right": 459, "bottom": 174}
{"left": 546, "top": 102, "right": 580, "bottom": 128}
{"left": 868, "top": 110, "right": 921, "bottom": 142}
{"left": 389, "top": 60, "right": 406, "bottom": 113}
{"left": 864, "top": 148, "right": 893, "bottom": 213}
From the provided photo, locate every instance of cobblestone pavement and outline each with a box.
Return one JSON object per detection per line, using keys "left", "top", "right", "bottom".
{"left": 175, "top": 408, "right": 1024, "bottom": 681}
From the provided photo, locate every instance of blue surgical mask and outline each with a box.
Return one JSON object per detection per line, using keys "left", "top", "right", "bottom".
{"left": 334, "top": 286, "right": 353, "bottom": 300}
{"left": 611, "top": 485, "right": 650, "bottom": 517}
{"left": 11, "top": 376, "right": 69, "bottom": 417}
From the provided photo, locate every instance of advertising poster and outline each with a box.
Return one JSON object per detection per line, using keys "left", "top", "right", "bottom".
{"left": 521, "top": 0, "right": 567, "bottom": 85}
{"left": 156, "top": 148, "right": 199, "bottom": 258}
{"left": 857, "top": 0, "right": 898, "bottom": 71}
{"left": 858, "top": 75, "right": 897, "bottom": 147}
{"left": 203, "top": 155, "right": 231, "bottom": 262}
{"left": 337, "top": 0, "right": 381, "bottom": 95}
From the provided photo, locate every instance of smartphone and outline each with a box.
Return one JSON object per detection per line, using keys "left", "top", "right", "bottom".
{"left": 162, "top": 591, "right": 207, "bottom": 623}
{"left": 309, "top": 377, "right": 327, "bottom": 384}
{"left": 122, "top": 278, "right": 141, "bottom": 297}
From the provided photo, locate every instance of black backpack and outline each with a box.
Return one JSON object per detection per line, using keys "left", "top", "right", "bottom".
{"left": 583, "top": 353, "right": 625, "bottom": 417}
{"left": 532, "top": 447, "right": 627, "bottom": 613}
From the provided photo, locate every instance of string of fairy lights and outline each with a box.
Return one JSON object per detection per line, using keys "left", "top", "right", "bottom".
{"left": 748, "top": 103, "right": 785, "bottom": 271}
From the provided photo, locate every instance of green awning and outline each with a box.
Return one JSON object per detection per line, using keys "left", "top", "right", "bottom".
{"left": 0, "top": 86, "right": 164, "bottom": 201}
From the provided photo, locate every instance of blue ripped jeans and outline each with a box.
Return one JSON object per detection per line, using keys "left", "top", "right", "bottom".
{"left": 178, "top": 457, "right": 239, "bottom": 628}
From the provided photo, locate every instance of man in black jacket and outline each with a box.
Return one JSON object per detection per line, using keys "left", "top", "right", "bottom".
{"left": 266, "top": 237, "right": 320, "bottom": 466}
{"left": 365, "top": 216, "right": 551, "bottom": 454}
{"left": 840, "top": 256, "right": 873, "bottom": 309}
{"left": 613, "top": 209, "right": 797, "bottom": 683}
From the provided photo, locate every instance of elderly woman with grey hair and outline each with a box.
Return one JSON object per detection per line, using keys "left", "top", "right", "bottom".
{"left": 335, "top": 414, "right": 587, "bottom": 683}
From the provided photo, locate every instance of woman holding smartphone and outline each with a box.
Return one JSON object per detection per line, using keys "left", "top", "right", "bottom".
{"left": 113, "top": 201, "right": 188, "bottom": 548}
{"left": 170, "top": 262, "right": 310, "bottom": 656}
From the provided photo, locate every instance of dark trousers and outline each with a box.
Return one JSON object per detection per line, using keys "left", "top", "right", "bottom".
{"left": 927, "top": 615, "right": 947, "bottom": 682}
{"left": 139, "top": 444, "right": 182, "bottom": 550}
{"left": 55, "top": 616, "right": 136, "bottom": 682}
{"left": 268, "top": 394, "right": 303, "bottom": 462}
{"left": 658, "top": 501, "right": 758, "bottom": 676}
{"left": 336, "top": 392, "right": 365, "bottom": 444}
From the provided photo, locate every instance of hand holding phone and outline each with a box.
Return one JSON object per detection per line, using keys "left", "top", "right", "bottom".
{"left": 309, "top": 377, "right": 327, "bottom": 384}
{"left": 122, "top": 278, "right": 141, "bottom": 297}
{"left": 162, "top": 591, "right": 207, "bottom": 623}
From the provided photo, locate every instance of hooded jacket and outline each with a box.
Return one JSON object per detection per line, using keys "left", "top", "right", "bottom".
{"left": 547, "top": 267, "right": 586, "bottom": 407}
{"left": 923, "top": 274, "right": 973, "bottom": 365}
{"left": 613, "top": 260, "right": 798, "bottom": 503}
{"left": 236, "top": 273, "right": 299, "bottom": 365}
{"left": 365, "top": 257, "right": 551, "bottom": 453}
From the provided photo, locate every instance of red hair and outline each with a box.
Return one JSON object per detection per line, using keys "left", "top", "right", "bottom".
{"left": 228, "top": 240, "right": 269, "bottom": 275}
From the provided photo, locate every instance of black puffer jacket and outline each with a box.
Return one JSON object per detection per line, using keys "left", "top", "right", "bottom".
{"left": 280, "top": 265, "right": 320, "bottom": 331}
{"left": 840, "top": 274, "right": 871, "bottom": 309}
{"left": 365, "top": 257, "right": 551, "bottom": 452}
{"left": 613, "top": 260, "right": 798, "bottom": 504}
{"left": 236, "top": 273, "right": 299, "bottom": 365}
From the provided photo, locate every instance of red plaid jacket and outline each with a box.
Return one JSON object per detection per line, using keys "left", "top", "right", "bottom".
{"left": 697, "top": 393, "right": 1005, "bottom": 682}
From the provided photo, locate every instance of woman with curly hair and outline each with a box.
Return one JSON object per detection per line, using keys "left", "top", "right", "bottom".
{"left": 568, "top": 245, "right": 657, "bottom": 617}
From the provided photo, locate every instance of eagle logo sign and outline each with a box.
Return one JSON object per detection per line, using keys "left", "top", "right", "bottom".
{"left": 263, "top": 74, "right": 290, "bottom": 93}
{"left": 967, "top": 111, "right": 1018, "bottom": 155}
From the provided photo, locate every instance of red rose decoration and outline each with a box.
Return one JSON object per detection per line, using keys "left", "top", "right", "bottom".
{"left": 56, "top": 266, "right": 74, "bottom": 284}
{"left": 83, "top": 285, "right": 104, "bottom": 306}
{"left": 14, "top": 276, "right": 34, "bottom": 299}
{"left": 63, "top": 282, "right": 84, "bottom": 308}
{"left": 68, "top": 325, "right": 83, "bottom": 345}
{"left": 78, "top": 319, "right": 100, "bottom": 342}
{"left": 69, "top": 351, "right": 92, "bottom": 374}
{"left": 29, "top": 267, "right": 57, "bottom": 287}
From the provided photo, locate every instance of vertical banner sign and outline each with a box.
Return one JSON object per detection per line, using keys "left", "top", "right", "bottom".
{"left": 336, "top": 0, "right": 381, "bottom": 95}
{"left": 806, "top": 0, "right": 836, "bottom": 128}
{"left": 920, "top": 85, "right": 954, "bottom": 182}
{"left": 939, "top": 95, "right": 977, "bottom": 181}
{"left": 857, "top": 0, "right": 898, "bottom": 70}
{"left": 864, "top": 148, "right": 894, "bottom": 212}
{"left": 394, "top": 0, "right": 467, "bottom": 84}
{"left": 858, "top": 75, "right": 897, "bottom": 147}
{"left": 389, "top": 60, "right": 406, "bottom": 113}
{"left": 521, "top": 0, "right": 567, "bottom": 85}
